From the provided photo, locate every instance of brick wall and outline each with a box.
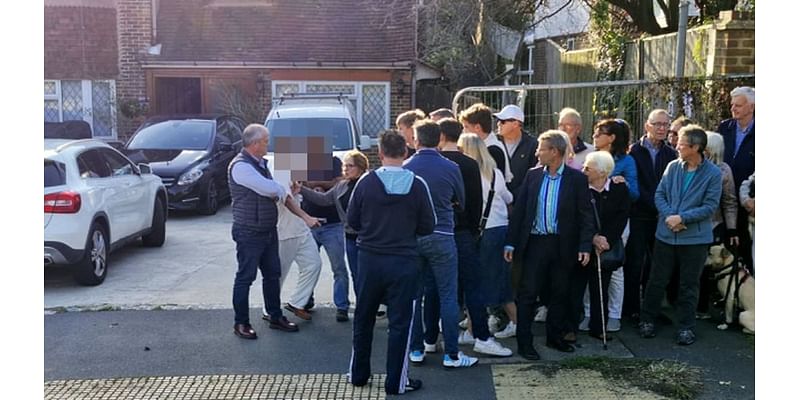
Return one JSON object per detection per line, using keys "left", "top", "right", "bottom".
{"left": 116, "top": 0, "right": 153, "bottom": 141}
{"left": 710, "top": 11, "right": 755, "bottom": 76}
{"left": 44, "top": 5, "right": 118, "bottom": 80}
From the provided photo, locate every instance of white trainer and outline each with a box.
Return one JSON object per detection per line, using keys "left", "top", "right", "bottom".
{"left": 487, "top": 315, "right": 500, "bottom": 333}
{"left": 534, "top": 306, "right": 548, "bottom": 322}
{"left": 459, "top": 317, "right": 469, "bottom": 330}
{"left": 409, "top": 350, "right": 425, "bottom": 363}
{"left": 424, "top": 341, "right": 438, "bottom": 353}
{"left": 494, "top": 321, "right": 517, "bottom": 338}
{"left": 443, "top": 351, "right": 479, "bottom": 368}
{"left": 473, "top": 337, "right": 512, "bottom": 357}
{"left": 458, "top": 330, "right": 475, "bottom": 345}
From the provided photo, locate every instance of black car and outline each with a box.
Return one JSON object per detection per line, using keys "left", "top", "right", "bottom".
{"left": 124, "top": 114, "right": 245, "bottom": 215}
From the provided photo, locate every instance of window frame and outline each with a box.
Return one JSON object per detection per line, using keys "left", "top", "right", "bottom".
{"left": 44, "top": 79, "right": 118, "bottom": 139}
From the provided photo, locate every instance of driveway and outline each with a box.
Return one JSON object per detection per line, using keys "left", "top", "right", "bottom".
{"left": 44, "top": 204, "right": 342, "bottom": 311}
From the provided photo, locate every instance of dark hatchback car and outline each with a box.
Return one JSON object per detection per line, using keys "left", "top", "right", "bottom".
{"left": 123, "top": 115, "right": 245, "bottom": 215}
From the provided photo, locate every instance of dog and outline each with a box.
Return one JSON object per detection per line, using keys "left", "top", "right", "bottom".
{"left": 705, "top": 244, "right": 755, "bottom": 334}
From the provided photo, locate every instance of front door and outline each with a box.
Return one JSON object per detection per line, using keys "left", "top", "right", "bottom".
{"left": 155, "top": 77, "right": 201, "bottom": 115}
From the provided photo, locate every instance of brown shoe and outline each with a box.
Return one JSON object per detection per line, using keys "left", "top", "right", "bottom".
{"left": 563, "top": 332, "right": 577, "bottom": 343}
{"left": 234, "top": 323, "right": 257, "bottom": 339}
{"left": 269, "top": 316, "right": 299, "bottom": 332}
{"left": 284, "top": 303, "right": 312, "bottom": 321}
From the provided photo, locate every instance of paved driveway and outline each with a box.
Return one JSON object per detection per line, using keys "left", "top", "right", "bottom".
{"left": 44, "top": 204, "right": 343, "bottom": 311}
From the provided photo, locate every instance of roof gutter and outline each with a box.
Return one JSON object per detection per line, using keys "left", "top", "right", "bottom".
{"left": 141, "top": 61, "right": 415, "bottom": 70}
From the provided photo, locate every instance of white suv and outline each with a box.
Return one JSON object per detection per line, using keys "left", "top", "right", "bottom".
{"left": 44, "top": 139, "right": 168, "bottom": 285}
{"left": 264, "top": 93, "right": 372, "bottom": 174}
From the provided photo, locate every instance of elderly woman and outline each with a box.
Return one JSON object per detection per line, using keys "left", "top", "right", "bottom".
{"left": 581, "top": 151, "right": 631, "bottom": 340}
{"left": 294, "top": 150, "right": 369, "bottom": 322}
{"left": 695, "top": 131, "right": 739, "bottom": 318}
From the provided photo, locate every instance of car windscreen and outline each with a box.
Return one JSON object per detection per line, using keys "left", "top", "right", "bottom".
{"left": 45, "top": 159, "right": 66, "bottom": 187}
{"left": 127, "top": 120, "right": 213, "bottom": 150}
{"left": 266, "top": 118, "right": 353, "bottom": 151}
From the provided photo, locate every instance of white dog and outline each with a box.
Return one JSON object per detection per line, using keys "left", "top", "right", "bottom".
{"left": 705, "top": 245, "right": 755, "bottom": 334}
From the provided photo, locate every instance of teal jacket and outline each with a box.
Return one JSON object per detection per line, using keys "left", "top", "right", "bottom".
{"left": 654, "top": 158, "right": 721, "bottom": 245}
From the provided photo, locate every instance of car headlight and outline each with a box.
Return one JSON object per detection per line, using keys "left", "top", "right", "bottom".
{"left": 178, "top": 167, "right": 204, "bottom": 186}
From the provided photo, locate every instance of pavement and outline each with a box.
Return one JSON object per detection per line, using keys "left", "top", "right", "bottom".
{"left": 44, "top": 307, "right": 754, "bottom": 399}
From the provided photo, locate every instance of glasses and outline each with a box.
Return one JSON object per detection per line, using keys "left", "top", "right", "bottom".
{"left": 592, "top": 131, "right": 609, "bottom": 138}
{"left": 343, "top": 163, "right": 357, "bottom": 169}
{"left": 648, "top": 121, "right": 670, "bottom": 128}
{"left": 498, "top": 119, "right": 516, "bottom": 125}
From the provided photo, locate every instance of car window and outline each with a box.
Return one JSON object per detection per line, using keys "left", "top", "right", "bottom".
{"left": 76, "top": 149, "right": 112, "bottom": 179}
{"left": 266, "top": 118, "right": 353, "bottom": 151}
{"left": 127, "top": 120, "right": 213, "bottom": 150}
{"left": 226, "top": 120, "right": 243, "bottom": 143}
{"left": 215, "top": 120, "right": 232, "bottom": 145}
{"left": 100, "top": 148, "right": 135, "bottom": 177}
{"left": 44, "top": 159, "right": 66, "bottom": 187}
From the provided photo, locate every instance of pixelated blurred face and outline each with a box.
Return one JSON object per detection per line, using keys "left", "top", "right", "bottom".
{"left": 273, "top": 136, "right": 334, "bottom": 182}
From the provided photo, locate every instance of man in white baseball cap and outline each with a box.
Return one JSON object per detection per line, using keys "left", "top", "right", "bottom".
{"left": 493, "top": 105, "right": 525, "bottom": 123}
{"left": 493, "top": 105, "right": 538, "bottom": 197}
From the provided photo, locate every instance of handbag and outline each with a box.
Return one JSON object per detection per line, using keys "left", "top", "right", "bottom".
{"left": 590, "top": 196, "right": 625, "bottom": 271}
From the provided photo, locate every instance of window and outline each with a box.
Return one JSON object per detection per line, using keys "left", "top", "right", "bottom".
{"left": 100, "top": 149, "right": 135, "bottom": 177}
{"left": 44, "top": 80, "right": 117, "bottom": 139}
{"left": 77, "top": 149, "right": 112, "bottom": 179}
{"left": 44, "top": 160, "right": 66, "bottom": 188}
{"left": 272, "top": 81, "right": 390, "bottom": 137}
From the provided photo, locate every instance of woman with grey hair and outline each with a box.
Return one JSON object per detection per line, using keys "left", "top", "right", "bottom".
{"left": 576, "top": 151, "right": 630, "bottom": 341}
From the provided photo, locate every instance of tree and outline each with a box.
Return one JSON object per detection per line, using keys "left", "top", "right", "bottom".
{"left": 582, "top": 0, "right": 739, "bottom": 35}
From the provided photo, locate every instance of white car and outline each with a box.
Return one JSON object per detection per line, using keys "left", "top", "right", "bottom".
{"left": 44, "top": 139, "right": 168, "bottom": 285}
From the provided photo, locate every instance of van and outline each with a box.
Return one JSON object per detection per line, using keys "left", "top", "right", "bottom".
{"left": 264, "top": 93, "right": 372, "bottom": 176}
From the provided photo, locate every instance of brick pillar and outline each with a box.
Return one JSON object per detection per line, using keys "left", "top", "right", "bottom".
{"left": 707, "top": 10, "right": 755, "bottom": 76}
{"left": 116, "top": 0, "right": 153, "bottom": 141}
{"left": 256, "top": 70, "right": 273, "bottom": 124}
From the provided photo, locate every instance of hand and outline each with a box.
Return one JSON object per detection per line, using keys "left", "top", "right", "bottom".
{"left": 578, "top": 252, "right": 590, "bottom": 266}
{"left": 730, "top": 236, "right": 740, "bottom": 247}
{"left": 744, "top": 199, "right": 755, "bottom": 215}
{"left": 611, "top": 175, "right": 627, "bottom": 185}
{"left": 669, "top": 223, "right": 687, "bottom": 233}
{"left": 503, "top": 248, "right": 514, "bottom": 263}
{"left": 665, "top": 215, "right": 683, "bottom": 230}
{"left": 592, "top": 234, "right": 609, "bottom": 252}
{"left": 304, "top": 216, "right": 321, "bottom": 228}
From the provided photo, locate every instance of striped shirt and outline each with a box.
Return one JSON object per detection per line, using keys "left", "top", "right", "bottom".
{"left": 532, "top": 163, "right": 565, "bottom": 235}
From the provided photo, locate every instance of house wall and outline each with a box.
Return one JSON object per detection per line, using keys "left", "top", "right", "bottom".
{"left": 116, "top": 0, "right": 154, "bottom": 139}
{"left": 44, "top": 4, "right": 118, "bottom": 80}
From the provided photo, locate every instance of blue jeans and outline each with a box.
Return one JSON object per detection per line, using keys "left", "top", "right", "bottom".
{"left": 231, "top": 225, "right": 282, "bottom": 325}
{"left": 455, "top": 230, "right": 491, "bottom": 341}
{"left": 479, "top": 226, "right": 514, "bottom": 305}
{"left": 345, "top": 236, "right": 359, "bottom": 296}
{"left": 311, "top": 222, "right": 350, "bottom": 311}
{"left": 410, "top": 233, "right": 460, "bottom": 356}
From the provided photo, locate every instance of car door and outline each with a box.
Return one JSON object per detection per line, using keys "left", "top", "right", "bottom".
{"left": 98, "top": 148, "right": 150, "bottom": 237}
{"left": 211, "top": 119, "right": 238, "bottom": 194}
{"left": 75, "top": 149, "right": 121, "bottom": 240}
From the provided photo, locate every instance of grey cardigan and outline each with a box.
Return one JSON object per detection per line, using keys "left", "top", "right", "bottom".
{"left": 300, "top": 179, "right": 358, "bottom": 236}
{"left": 654, "top": 158, "right": 722, "bottom": 245}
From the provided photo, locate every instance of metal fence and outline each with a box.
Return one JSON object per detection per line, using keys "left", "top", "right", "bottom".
{"left": 452, "top": 75, "right": 755, "bottom": 142}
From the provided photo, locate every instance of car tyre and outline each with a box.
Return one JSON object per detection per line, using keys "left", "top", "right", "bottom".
{"left": 198, "top": 179, "right": 218, "bottom": 215}
{"left": 73, "top": 222, "right": 108, "bottom": 286}
{"left": 142, "top": 197, "right": 166, "bottom": 247}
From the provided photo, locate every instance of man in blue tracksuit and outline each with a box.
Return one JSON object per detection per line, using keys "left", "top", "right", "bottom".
{"left": 639, "top": 125, "right": 721, "bottom": 346}
{"left": 347, "top": 130, "right": 435, "bottom": 395}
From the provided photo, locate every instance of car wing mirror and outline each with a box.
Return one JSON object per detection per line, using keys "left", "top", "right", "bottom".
{"left": 138, "top": 163, "right": 152, "bottom": 175}
{"left": 359, "top": 135, "right": 372, "bottom": 151}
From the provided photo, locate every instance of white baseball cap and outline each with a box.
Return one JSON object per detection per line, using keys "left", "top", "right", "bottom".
{"left": 493, "top": 105, "right": 525, "bottom": 122}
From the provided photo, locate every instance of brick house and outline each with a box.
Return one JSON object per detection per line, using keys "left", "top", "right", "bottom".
{"left": 44, "top": 0, "right": 424, "bottom": 141}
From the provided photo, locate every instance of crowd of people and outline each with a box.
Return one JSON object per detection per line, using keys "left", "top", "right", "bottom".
{"left": 225, "top": 86, "right": 755, "bottom": 395}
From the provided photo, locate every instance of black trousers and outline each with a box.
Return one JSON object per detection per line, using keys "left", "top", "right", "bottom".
{"left": 624, "top": 217, "right": 679, "bottom": 317}
{"left": 517, "top": 235, "right": 571, "bottom": 349}
{"left": 736, "top": 206, "right": 754, "bottom": 275}
{"left": 349, "top": 249, "right": 419, "bottom": 395}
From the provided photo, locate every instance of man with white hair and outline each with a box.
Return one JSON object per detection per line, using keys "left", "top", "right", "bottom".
{"left": 558, "top": 107, "right": 594, "bottom": 169}
{"left": 717, "top": 86, "right": 755, "bottom": 271}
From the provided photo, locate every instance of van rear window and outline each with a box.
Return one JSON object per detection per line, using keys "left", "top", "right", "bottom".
{"left": 266, "top": 118, "right": 353, "bottom": 151}
{"left": 45, "top": 159, "right": 66, "bottom": 187}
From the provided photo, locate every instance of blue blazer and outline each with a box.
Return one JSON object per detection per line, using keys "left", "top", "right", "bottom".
{"left": 505, "top": 165, "right": 595, "bottom": 261}
{"left": 718, "top": 118, "right": 755, "bottom": 191}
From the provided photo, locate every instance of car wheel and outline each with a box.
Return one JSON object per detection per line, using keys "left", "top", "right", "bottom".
{"left": 199, "top": 179, "right": 218, "bottom": 215}
{"left": 142, "top": 197, "right": 166, "bottom": 247}
{"left": 73, "top": 222, "right": 108, "bottom": 286}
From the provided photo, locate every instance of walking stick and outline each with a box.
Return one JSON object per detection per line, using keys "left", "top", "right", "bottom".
{"left": 595, "top": 249, "right": 608, "bottom": 350}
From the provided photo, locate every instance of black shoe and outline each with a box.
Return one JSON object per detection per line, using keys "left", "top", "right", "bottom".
{"left": 676, "top": 329, "right": 696, "bottom": 345}
{"left": 589, "top": 331, "right": 613, "bottom": 341}
{"left": 404, "top": 378, "right": 423, "bottom": 392}
{"left": 269, "top": 316, "right": 299, "bottom": 332}
{"left": 336, "top": 309, "right": 349, "bottom": 322}
{"left": 639, "top": 322, "right": 656, "bottom": 338}
{"left": 545, "top": 339, "right": 575, "bottom": 353}
{"left": 233, "top": 323, "right": 257, "bottom": 339}
{"left": 518, "top": 347, "right": 541, "bottom": 361}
